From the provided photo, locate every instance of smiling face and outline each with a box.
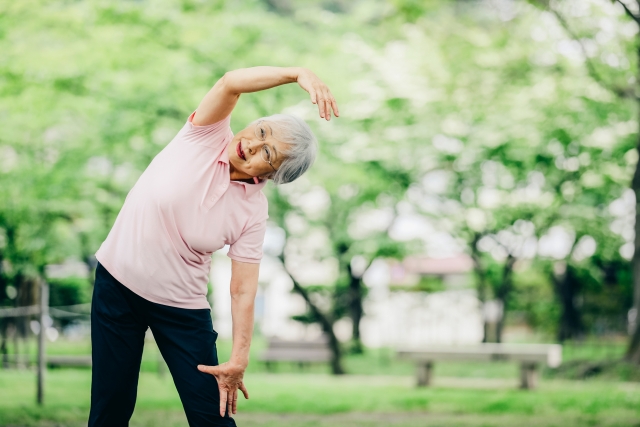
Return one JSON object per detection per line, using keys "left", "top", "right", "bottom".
{"left": 227, "top": 121, "right": 289, "bottom": 181}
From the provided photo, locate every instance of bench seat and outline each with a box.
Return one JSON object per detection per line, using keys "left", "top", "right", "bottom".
{"left": 259, "top": 337, "right": 331, "bottom": 368}
{"left": 47, "top": 355, "right": 92, "bottom": 368}
{"left": 398, "top": 344, "right": 562, "bottom": 389}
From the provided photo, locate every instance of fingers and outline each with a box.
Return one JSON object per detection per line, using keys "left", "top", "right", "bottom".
{"left": 312, "top": 86, "right": 339, "bottom": 121}
{"left": 239, "top": 382, "right": 249, "bottom": 400}
{"left": 232, "top": 389, "right": 238, "bottom": 414}
{"left": 324, "top": 95, "right": 330, "bottom": 121}
{"left": 231, "top": 383, "right": 249, "bottom": 414}
{"left": 301, "top": 73, "right": 340, "bottom": 120}
{"left": 316, "top": 93, "right": 330, "bottom": 121}
{"left": 219, "top": 387, "right": 228, "bottom": 417}
{"left": 197, "top": 364, "right": 217, "bottom": 375}
{"left": 331, "top": 97, "right": 340, "bottom": 117}
{"left": 315, "top": 90, "right": 325, "bottom": 119}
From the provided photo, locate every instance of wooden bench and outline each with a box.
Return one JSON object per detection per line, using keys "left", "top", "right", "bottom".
{"left": 259, "top": 337, "right": 332, "bottom": 370}
{"left": 47, "top": 355, "right": 92, "bottom": 368}
{"left": 398, "top": 344, "right": 562, "bottom": 389}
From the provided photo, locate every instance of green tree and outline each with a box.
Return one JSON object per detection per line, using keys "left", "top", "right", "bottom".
{"left": 528, "top": 0, "right": 640, "bottom": 363}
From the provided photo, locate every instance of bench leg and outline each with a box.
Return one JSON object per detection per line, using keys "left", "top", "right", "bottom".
{"left": 520, "top": 363, "right": 538, "bottom": 390}
{"left": 416, "top": 362, "right": 433, "bottom": 387}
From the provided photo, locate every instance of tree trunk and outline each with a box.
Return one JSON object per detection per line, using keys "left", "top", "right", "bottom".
{"left": 471, "top": 233, "right": 490, "bottom": 343}
{"left": 495, "top": 255, "right": 516, "bottom": 344}
{"left": 628, "top": 29, "right": 640, "bottom": 364}
{"left": 290, "top": 280, "right": 345, "bottom": 375}
{"left": 628, "top": 321, "right": 640, "bottom": 364}
{"left": 12, "top": 326, "right": 20, "bottom": 369}
{"left": 552, "top": 266, "right": 583, "bottom": 342}
{"left": 0, "top": 254, "right": 8, "bottom": 369}
{"left": 495, "top": 306, "right": 505, "bottom": 343}
{"left": 347, "top": 265, "right": 364, "bottom": 354}
{"left": 0, "top": 320, "right": 8, "bottom": 369}
{"left": 279, "top": 255, "right": 345, "bottom": 374}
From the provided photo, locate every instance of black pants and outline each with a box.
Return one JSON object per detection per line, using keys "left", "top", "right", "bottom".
{"left": 89, "top": 263, "right": 236, "bottom": 427}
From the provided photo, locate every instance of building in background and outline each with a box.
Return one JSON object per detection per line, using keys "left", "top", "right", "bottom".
{"left": 210, "top": 251, "right": 483, "bottom": 347}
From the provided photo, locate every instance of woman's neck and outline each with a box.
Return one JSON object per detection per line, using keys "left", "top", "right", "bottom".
{"left": 229, "top": 163, "right": 256, "bottom": 183}
{"left": 229, "top": 163, "right": 251, "bottom": 181}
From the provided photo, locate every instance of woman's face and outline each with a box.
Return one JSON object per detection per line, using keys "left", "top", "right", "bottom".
{"left": 228, "top": 121, "right": 288, "bottom": 180}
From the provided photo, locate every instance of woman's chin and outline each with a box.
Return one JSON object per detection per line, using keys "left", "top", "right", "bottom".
{"left": 230, "top": 166, "right": 253, "bottom": 180}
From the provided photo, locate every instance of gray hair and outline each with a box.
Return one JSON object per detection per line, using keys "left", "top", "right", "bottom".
{"left": 256, "top": 114, "right": 317, "bottom": 185}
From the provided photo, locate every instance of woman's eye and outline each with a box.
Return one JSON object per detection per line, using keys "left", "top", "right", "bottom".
{"left": 260, "top": 127, "right": 266, "bottom": 139}
{"left": 264, "top": 146, "right": 271, "bottom": 159}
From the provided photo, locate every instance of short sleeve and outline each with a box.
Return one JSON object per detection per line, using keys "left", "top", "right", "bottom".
{"left": 227, "top": 218, "right": 267, "bottom": 264}
{"left": 181, "top": 112, "right": 233, "bottom": 148}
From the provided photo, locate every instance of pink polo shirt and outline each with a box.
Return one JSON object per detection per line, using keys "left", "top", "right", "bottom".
{"left": 95, "top": 113, "right": 268, "bottom": 310}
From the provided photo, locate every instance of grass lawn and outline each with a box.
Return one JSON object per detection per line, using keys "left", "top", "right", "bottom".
{"left": 1, "top": 369, "right": 639, "bottom": 427}
{"left": 1, "top": 338, "right": 639, "bottom": 426}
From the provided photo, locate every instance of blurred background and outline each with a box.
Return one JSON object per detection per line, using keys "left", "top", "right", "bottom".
{"left": 1, "top": 0, "right": 640, "bottom": 426}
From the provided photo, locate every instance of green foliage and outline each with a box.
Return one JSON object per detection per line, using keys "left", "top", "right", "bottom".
{"left": 510, "top": 264, "right": 559, "bottom": 334}
{"left": 0, "top": 0, "right": 635, "bottom": 343}
{"left": 47, "top": 277, "right": 92, "bottom": 307}
{"left": 391, "top": 275, "right": 446, "bottom": 293}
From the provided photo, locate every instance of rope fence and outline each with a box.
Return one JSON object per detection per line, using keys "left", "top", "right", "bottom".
{"left": 0, "top": 293, "right": 167, "bottom": 404}
{"left": 0, "top": 303, "right": 91, "bottom": 318}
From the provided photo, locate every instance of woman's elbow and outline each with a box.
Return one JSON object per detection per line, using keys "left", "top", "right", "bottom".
{"left": 218, "top": 72, "right": 240, "bottom": 95}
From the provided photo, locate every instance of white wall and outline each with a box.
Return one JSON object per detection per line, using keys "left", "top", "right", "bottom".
{"left": 210, "top": 253, "right": 483, "bottom": 347}
{"left": 210, "top": 252, "right": 322, "bottom": 340}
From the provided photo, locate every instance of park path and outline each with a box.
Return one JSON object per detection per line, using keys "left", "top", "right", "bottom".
{"left": 4, "top": 411, "right": 638, "bottom": 427}
{"left": 233, "top": 412, "right": 636, "bottom": 427}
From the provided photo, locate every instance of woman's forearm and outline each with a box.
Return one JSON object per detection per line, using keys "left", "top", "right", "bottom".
{"left": 222, "top": 66, "right": 302, "bottom": 95}
{"left": 229, "top": 292, "right": 255, "bottom": 368}
{"left": 194, "top": 66, "right": 337, "bottom": 125}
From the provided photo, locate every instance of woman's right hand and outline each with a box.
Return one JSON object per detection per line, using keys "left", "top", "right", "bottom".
{"left": 296, "top": 68, "right": 340, "bottom": 121}
{"left": 197, "top": 362, "right": 249, "bottom": 416}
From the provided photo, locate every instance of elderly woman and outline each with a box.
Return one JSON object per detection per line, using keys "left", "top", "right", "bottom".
{"left": 89, "top": 66, "right": 339, "bottom": 427}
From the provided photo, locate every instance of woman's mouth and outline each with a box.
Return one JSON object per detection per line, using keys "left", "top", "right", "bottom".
{"left": 236, "top": 142, "right": 246, "bottom": 160}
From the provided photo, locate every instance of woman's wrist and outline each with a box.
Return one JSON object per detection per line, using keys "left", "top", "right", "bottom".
{"left": 229, "top": 356, "right": 249, "bottom": 370}
{"left": 288, "top": 67, "right": 305, "bottom": 83}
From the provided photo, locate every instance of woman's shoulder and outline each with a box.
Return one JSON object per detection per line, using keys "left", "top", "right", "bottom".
{"left": 178, "top": 112, "right": 233, "bottom": 148}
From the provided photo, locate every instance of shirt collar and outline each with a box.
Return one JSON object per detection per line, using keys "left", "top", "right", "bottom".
{"left": 237, "top": 178, "right": 268, "bottom": 197}
{"left": 220, "top": 143, "right": 268, "bottom": 197}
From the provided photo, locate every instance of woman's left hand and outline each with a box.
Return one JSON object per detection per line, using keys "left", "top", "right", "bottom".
{"left": 198, "top": 362, "right": 249, "bottom": 416}
{"left": 296, "top": 68, "right": 340, "bottom": 121}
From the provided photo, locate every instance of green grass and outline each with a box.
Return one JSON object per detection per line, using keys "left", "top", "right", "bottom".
{"left": 1, "top": 368, "right": 639, "bottom": 426}
{"left": 2, "top": 337, "right": 639, "bottom": 426}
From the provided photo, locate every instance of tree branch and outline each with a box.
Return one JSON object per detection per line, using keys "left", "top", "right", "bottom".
{"left": 533, "top": 0, "right": 636, "bottom": 99}
{"left": 278, "top": 253, "right": 345, "bottom": 375}
{"left": 616, "top": 0, "right": 640, "bottom": 26}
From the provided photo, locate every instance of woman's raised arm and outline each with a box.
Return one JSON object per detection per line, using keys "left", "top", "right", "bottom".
{"left": 192, "top": 66, "right": 339, "bottom": 126}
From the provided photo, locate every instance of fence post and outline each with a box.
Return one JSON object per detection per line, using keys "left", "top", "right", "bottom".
{"left": 37, "top": 280, "right": 49, "bottom": 406}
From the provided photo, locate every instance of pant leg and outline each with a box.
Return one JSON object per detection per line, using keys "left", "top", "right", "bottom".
{"left": 89, "top": 263, "right": 148, "bottom": 427}
{"left": 145, "top": 303, "right": 236, "bottom": 427}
